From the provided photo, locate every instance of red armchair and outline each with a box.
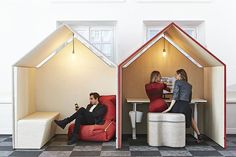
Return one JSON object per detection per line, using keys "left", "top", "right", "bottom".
{"left": 68, "top": 95, "right": 116, "bottom": 141}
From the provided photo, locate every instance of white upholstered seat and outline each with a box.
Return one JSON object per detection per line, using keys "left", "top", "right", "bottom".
{"left": 147, "top": 113, "right": 185, "bottom": 147}
{"left": 16, "top": 112, "right": 59, "bottom": 149}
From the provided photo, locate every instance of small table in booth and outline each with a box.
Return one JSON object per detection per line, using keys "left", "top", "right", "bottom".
{"left": 126, "top": 98, "right": 207, "bottom": 140}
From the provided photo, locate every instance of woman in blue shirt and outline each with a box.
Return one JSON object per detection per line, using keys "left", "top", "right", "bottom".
{"left": 163, "top": 69, "right": 203, "bottom": 143}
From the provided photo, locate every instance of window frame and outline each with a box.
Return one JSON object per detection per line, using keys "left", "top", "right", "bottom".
{"left": 58, "top": 22, "right": 116, "bottom": 62}
{"left": 146, "top": 25, "right": 198, "bottom": 41}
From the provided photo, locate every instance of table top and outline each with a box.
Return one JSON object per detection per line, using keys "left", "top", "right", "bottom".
{"left": 126, "top": 98, "right": 207, "bottom": 104}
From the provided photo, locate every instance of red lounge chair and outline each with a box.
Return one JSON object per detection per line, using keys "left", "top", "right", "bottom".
{"left": 67, "top": 95, "right": 116, "bottom": 141}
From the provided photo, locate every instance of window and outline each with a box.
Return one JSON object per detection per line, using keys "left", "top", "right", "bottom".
{"left": 73, "top": 26, "right": 114, "bottom": 61}
{"left": 146, "top": 26, "right": 197, "bottom": 41}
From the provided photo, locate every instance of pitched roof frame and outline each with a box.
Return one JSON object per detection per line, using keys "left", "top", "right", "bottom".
{"left": 123, "top": 33, "right": 203, "bottom": 68}
{"left": 14, "top": 24, "right": 116, "bottom": 68}
{"left": 36, "top": 35, "right": 73, "bottom": 68}
{"left": 164, "top": 35, "right": 203, "bottom": 68}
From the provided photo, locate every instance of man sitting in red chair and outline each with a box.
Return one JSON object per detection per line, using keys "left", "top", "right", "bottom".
{"left": 54, "top": 92, "right": 107, "bottom": 145}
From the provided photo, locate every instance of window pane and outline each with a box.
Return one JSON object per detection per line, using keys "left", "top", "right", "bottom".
{"left": 101, "top": 30, "right": 113, "bottom": 43}
{"left": 147, "top": 27, "right": 196, "bottom": 41}
{"left": 90, "top": 30, "right": 102, "bottom": 43}
{"left": 93, "top": 43, "right": 102, "bottom": 51}
{"left": 73, "top": 26, "right": 90, "bottom": 40}
{"left": 147, "top": 29, "right": 161, "bottom": 40}
{"left": 76, "top": 30, "right": 89, "bottom": 40}
{"left": 101, "top": 44, "right": 112, "bottom": 56}
{"left": 184, "top": 29, "right": 196, "bottom": 38}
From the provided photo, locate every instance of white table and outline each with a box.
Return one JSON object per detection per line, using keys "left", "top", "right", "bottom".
{"left": 126, "top": 98, "right": 207, "bottom": 139}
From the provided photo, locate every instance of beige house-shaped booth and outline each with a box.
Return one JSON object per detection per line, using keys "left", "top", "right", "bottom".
{"left": 117, "top": 23, "right": 226, "bottom": 148}
{"left": 12, "top": 25, "right": 118, "bottom": 149}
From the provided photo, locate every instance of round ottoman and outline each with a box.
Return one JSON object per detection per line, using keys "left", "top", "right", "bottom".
{"left": 147, "top": 113, "right": 186, "bottom": 147}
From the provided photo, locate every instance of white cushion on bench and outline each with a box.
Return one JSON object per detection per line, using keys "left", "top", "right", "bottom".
{"left": 147, "top": 113, "right": 185, "bottom": 147}
{"left": 16, "top": 112, "right": 59, "bottom": 149}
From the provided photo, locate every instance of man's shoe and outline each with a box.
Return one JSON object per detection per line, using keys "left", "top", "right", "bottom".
{"left": 67, "top": 136, "right": 78, "bottom": 145}
{"left": 54, "top": 119, "right": 68, "bottom": 129}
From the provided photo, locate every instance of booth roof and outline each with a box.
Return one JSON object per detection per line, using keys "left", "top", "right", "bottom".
{"left": 13, "top": 24, "right": 116, "bottom": 68}
{"left": 119, "top": 22, "right": 225, "bottom": 68}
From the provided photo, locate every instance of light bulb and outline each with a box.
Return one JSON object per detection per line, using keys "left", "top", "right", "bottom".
{"left": 162, "top": 48, "right": 167, "bottom": 56}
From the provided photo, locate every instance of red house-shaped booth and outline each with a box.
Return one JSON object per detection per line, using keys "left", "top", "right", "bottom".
{"left": 117, "top": 23, "right": 226, "bottom": 148}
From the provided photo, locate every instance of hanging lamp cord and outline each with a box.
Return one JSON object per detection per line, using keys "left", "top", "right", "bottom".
{"left": 163, "top": 33, "right": 165, "bottom": 50}
{"left": 72, "top": 33, "right": 75, "bottom": 54}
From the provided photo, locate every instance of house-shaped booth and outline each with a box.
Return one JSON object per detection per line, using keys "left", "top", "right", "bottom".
{"left": 12, "top": 25, "right": 118, "bottom": 149}
{"left": 117, "top": 23, "right": 226, "bottom": 148}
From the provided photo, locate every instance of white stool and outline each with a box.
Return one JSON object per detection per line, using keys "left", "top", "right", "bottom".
{"left": 147, "top": 113, "right": 185, "bottom": 147}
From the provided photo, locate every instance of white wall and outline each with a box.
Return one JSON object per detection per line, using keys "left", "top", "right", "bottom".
{"left": 0, "top": 103, "right": 12, "bottom": 134}
{"left": 35, "top": 40, "right": 117, "bottom": 134}
{"left": 0, "top": 0, "right": 236, "bottom": 134}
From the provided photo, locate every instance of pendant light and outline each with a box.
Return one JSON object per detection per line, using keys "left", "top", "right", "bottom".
{"left": 163, "top": 33, "right": 167, "bottom": 56}
{"left": 72, "top": 33, "right": 75, "bottom": 54}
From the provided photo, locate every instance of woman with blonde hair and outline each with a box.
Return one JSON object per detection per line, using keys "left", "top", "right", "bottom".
{"left": 145, "top": 71, "right": 170, "bottom": 112}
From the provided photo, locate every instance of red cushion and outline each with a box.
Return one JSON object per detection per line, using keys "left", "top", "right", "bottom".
{"left": 103, "top": 100, "right": 116, "bottom": 121}
{"left": 99, "top": 95, "right": 116, "bottom": 121}
{"left": 99, "top": 95, "right": 116, "bottom": 105}
{"left": 68, "top": 120, "right": 116, "bottom": 142}
{"left": 67, "top": 95, "right": 116, "bottom": 142}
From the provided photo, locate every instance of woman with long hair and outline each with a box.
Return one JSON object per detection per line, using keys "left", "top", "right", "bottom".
{"left": 145, "top": 71, "right": 170, "bottom": 112}
{"left": 163, "top": 69, "right": 203, "bottom": 143}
